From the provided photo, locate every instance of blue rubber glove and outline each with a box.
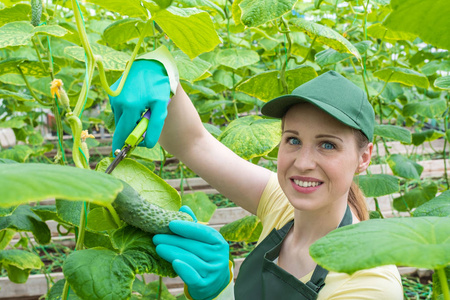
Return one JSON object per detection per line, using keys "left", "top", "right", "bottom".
{"left": 153, "top": 206, "right": 231, "bottom": 300}
{"left": 109, "top": 59, "right": 171, "bottom": 152}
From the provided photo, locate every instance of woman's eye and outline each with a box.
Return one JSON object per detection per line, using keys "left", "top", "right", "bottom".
{"left": 287, "top": 137, "right": 300, "bottom": 145}
{"left": 321, "top": 142, "right": 335, "bottom": 150}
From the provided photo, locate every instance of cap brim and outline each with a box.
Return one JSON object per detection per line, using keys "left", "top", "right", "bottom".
{"left": 261, "top": 95, "right": 362, "bottom": 131}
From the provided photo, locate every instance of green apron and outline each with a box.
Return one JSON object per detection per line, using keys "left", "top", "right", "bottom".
{"left": 235, "top": 205, "right": 353, "bottom": 300}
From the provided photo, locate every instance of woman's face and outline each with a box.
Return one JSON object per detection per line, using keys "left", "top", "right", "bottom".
{"left": 277, "top": 103, "right": 372, "bottom": 212}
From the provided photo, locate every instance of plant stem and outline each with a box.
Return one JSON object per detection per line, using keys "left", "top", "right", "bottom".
{"left": 51, "top": 102, "right": 66, "bottom": 165}
{"left": 106, "top": 203, "right": 122, "bottom": 227}
{"left": 98, "top": 21, "right": 149, "bottom": 97}
{"left": 437, "top": 267, "right": 450, "bottom": 300}
{"left": 17, "top": 66, "right": 52, "bottom": 106}
{"left": 66, "top": 114, "right": 89, "bottom": 169}
{"left": 158, "top": 276, "right": 163, "bottom": 300}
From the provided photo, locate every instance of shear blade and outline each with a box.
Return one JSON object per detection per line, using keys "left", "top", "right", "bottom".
{"left": 105, "top": 146, "right": 130, "bottom": 174}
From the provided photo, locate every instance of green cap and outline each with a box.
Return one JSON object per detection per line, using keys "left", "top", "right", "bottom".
{"left": 261, "top": 71, "right": 375, "bottom": 142}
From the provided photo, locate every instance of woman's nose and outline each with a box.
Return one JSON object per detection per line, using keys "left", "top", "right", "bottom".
{"left": 293, "top": 146, "right": 317, "bottom": 171}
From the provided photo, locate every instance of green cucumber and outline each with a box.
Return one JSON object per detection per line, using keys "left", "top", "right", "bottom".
{"left": 31, "top": 0, "right": 42, "bottom": 27}
{"left": 113, "top": 182, "right": 193, "bottom": 234}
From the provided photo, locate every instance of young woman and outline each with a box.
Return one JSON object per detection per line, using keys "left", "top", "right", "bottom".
{"left": 109, "top": 52, "right": 403, "bottom": 299}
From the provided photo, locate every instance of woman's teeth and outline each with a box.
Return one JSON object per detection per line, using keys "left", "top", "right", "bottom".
{"left": 293, "top": 179, "right": 321, "bottom": 187}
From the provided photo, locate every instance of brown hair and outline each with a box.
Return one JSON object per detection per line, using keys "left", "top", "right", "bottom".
{"left": 281, "top": 116, "right": 370, "bottom": 221}
{"left": 349, "top": 129, "right": 370, "bottom": 221}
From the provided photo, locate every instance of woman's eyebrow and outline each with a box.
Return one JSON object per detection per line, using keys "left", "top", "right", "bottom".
{"left": 282, "top": 129, "right": 299, "bottom": 135}
{"left": 316, "top": 134, "right": 343, "bottom": 142}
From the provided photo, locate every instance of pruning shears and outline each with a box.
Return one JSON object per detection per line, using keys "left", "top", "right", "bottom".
{"left": 105, "top": 109, "right": 151, "bottom": 174}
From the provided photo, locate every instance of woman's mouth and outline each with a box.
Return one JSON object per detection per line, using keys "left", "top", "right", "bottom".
{"left": 290, "top": 178, "right": 323, "bottom": 193}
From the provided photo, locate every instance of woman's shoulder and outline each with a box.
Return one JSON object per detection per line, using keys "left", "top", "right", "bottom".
{"left": 319, "top": 265, "right": 403, "bottom": 300}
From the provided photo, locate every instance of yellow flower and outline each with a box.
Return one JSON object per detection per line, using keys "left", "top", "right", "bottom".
{"left": 50, "top": 79, "right": 63, "bottom": 98}
{"left": 81, "top": 130, "right": 95, "bottom": 142}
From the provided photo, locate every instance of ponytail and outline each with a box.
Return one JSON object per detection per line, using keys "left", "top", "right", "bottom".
{"left": 348, "top": 181, "right": 369, "bottom": 221}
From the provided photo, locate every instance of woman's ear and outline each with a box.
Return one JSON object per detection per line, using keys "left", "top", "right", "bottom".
{"left": 356, "top": 142, "right": 373, "bottom": 174}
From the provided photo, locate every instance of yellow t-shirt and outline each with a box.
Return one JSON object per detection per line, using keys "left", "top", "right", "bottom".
{"left": 256, "top": 172, "right": 403, "bottom": 300}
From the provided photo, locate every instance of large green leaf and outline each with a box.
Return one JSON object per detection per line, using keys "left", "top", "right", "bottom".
{"left": 220, "top": 215, "right": 262, "bottom": 243}
{"left": 103, "top": 18, "right": 152, "bottom": 46}
{"left": 411, "top": 130, "right": 444, "bottom": 146}
{"left": 0, "top": 3, "right": 31, "bottom": 27}
{"left": 215, "top": 48, "right": 260, "bottom": 70}
{"left": 218, "top": 116, "right": 281, "bottom": 160}
{"left": 0, "top": 249, "right": 43, "bottom": 283}
{"left": 367, "top": 23, "right": 416, "bottom": 41}
{"left": 65, "top": 43, "right": 130, "bottom": 71}
{"left": 87, "top": 207, "right": 119, "bottom": 232}
{"left": 373, "top": 67, "right": 429, "bottom": 89}
{"left": 383, "top": 0, "right": 450, "bottom": 50}
{"left": 129, "top": 145, "right": 165, "bottom": 162}
{"left": 0, "top": 89, "right": 33, "bottom": 101}
{"left": 239, "top": 0, "right": 296, "bottom": 28}
{"left": 421, "top": 61, "right": 450, "bottom": 76}
{"left": 435, "top": 76, "right": 450, "bottom": 90}
{"left": 355, "top": 174, "right": 400, "bottom": 198}
{"left": 386, "top": 154, "right": 423, "bottom": 180}
{"left": 0, "top": 21, "right": 67, "bottom": 49}
{"left": 96, "top": 158, "right": 181, "bottom": 211}
{"left": 63, "top": 226, "right": 176, "bottom": 300}
{"left": 290, "top": 18, "right": 361, "bottom": 61}
{"left": 373, "top": 125, "right": 411, "bottom": 144}
{"left": 132, "top": 278, "right": 176, "bottom": 300}
{"left": 310, "top": 217, "right": 450, "bottom": 273}
{"left": 177, "top": 0, "right": 226, "bottom": 19}
{"left": 393, "top": 182, "right": 438, "bottom": 212}
{"left": 212, "top": 69, "right": 243, "bottom": 89}
{"left": 413, "top": 190, "right": 450, "bottom": 217}
{"left": 0, "top": 117, "right": 27, "bottom": 129}
{"left": 85, "top": 0, "right": 148, "bottom": 17}
{"left": 0, "top": 145, "right": 34, "bottom": 163}
{"left": 403, "top": 99, "right": 447, "bottom": 119}
{"left": 181, "top": 192, "right": 216, "bottom": 223}
{"left": 315, "top": 41, "right": 372, "bottom": 67}
{"left": 0, "top": 205, "right": 51, "bottom": 244}
{"left": 0, "top": 229, "right": 15, "bottom": 250}
{"left": 152, "top": 7, "right": 221, "bottom": 59}
{"left": 173, "top": 50, "right": 211, "bottom": 82}
{"left": 0, "top": 163, "right": 123, "bottom": 208}
{"left": 0, "top": 58, "right": 61, "bottom": 77}
{"left": 236, "top": 66, "right": 317, "bottom": 102}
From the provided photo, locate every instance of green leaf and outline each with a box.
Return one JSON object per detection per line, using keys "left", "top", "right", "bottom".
{"left": 177, "top": 0, "right": 226, "bottom": 19}
{"left": 129, "top": 145, "right": 165, "bottom": 162}
{"left": 373, "top": 67, "right": 429, "bottom": 89}
{"left": 65, "top": 43, "right": 130, "bottom": 71}
{"left": 0, "top": 145, "right": 34, "bottom": 162}
{"left": 421, "top": 60, "right": 450, "bottom": 76}
{"left": 434, "top": 76, "right": 450, "bottom": 90}
{"left": 289, "top": 18, "right": 361, "bottom": 61}
{"left": 96, "top": 158, "right": 181, "bottom": 211}
{"left": 0, "top": 4, "right": 31, "bottom": 27}
{"left": 0, "top": 117, "right": 27, "bottom": 129}
{"left": 0, "top": 205, "right": 51, "bottom": 244}
{"left": 310, "top": 217, "right": 450, "bottom": 274}
{"left": 0, "top": 229, "right": 15, "bottom": 250}
{"left": 181, "top": 192, "right": 216, "bottom": 222}
{"left": 403, "top": 99, "right": 447, "bottom": 119}
{"left": 236, "top": 66, "right": 317, "bottom": 102}
{"left": 47, "top": 279, "right": 82, "bottom": 300}
{"left": 212, "top": 69, "right": 243, "bottom": 89}
{"left": 0, "top": 89, "right": 33, "bottom": 101}
{"left": 173, "top": 50, "right": 212, "bottom": 82}
{"left": 218, "top": 116, "right": 281, "bottom": 160}
{"left": 386, "top": 154, "right": 423, "bottom": 180}
{"left": 0, "top": 163, "right": 123, "bottom": 208}
{"left": 411, "top": 130, "right": 444, "bottom": 146}
{"left": 413, "top": 190, "right": 450, "bottom": 217}
{"left": 383, "top": 0, "right": 450, "bottom": 51}
{"left": 239, "top": 0, "right": 296, "bottom": 28}
{"left": 152, "top": 6, "right": 221, "bottom": 59}
{"left": 63, "top": 226, "right": 176, "bottom": 300}
{"left": 373, "top": 125, "right": 412, "bottom": 144}
{"left": 315, "top": 41, "right": 371, "bottom": 67}
{"left": 215, "top": 48, "right": 260, "bottom": 70}
{"left": 393, "top": 182, "right": 438, "bottom": 212}
{"left": 85, "top": 0, "right": 148, "bottom": 17}
{"left": 87, "top": 207, "right": 119, "bottom": 232}
{"left": 0, "top": 249, "right": 43, "bottom": 283}
{"left": 355, "top": 174, "right": 400, "bottom": 198}
{"left": 367, "top": 23, "right": 416, "bottom": 41}
{"left": 220, "top": 215, "right": 262, "bottom": 243}
{"left": 103, "top": 18, "right": 152, "bottom": 46}
{"left": 132, "top": 278, "right": 176, "bottom": 300}
{"left": 0, "top": 58, "right": 61, "bottom": 78}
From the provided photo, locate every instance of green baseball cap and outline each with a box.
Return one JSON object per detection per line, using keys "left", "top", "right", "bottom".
{"left": 261, "top": 71, "right": 375, "bottom": 142}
